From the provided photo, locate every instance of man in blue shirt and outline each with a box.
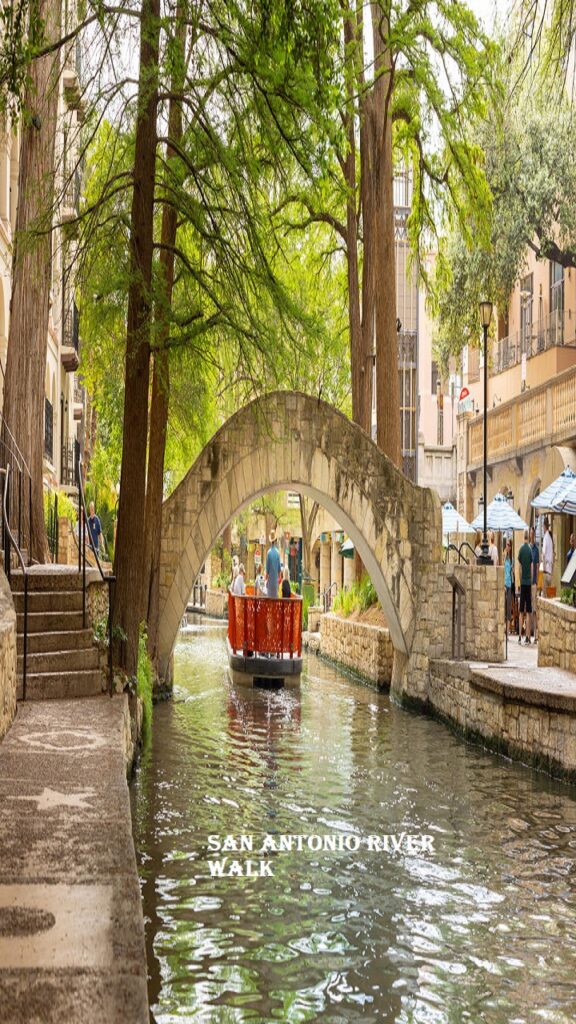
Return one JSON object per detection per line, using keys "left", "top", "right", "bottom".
{"left": 530, "top": 526, "right": 539, "bottom": 643}
{"left": 265, "top": 532, "right": 281, "bottom": 598}
{"left": 88, "top": 502, "right": 103, "bottom": 554}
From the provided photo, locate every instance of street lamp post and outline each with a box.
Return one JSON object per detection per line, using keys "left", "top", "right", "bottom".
{"left": 478, "top": 301, "right": 493, "bottom": 565}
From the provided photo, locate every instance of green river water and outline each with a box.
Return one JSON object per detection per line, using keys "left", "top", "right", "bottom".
{"left": 130, "top": 618, "right": 576, "bottom": 1023}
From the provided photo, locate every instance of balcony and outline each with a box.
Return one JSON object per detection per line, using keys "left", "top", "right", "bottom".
{"left": 73, "top": 377, "right": 84, "bottom": 420}
{"left": 61, "top": 302, "right": 80, "bottom": 372}
{"left": 60, "top": 438, "right": 77, "bottom": 488}
{"left": 467, "top": 363, "right": 576, "bottom": 472}
{"left": 491, "top": 309, "right": 574, "bottom": 376}
{"left": 61, "top": 169, "right": 81, "bottom": 224}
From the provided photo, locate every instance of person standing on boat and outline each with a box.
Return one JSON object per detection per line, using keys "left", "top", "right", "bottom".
{"left": 255, "top": 565, "right": 266, "bottom": 596}
{"left": 231, "top": 563, "right": 246, "bottom": 596}
{"left": 265, "top": 531, "right": 281, "bottom": 598}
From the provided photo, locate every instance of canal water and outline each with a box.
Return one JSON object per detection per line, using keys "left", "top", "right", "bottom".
{"left": 131, "top": 619, "right": 576, "bottom": 1023}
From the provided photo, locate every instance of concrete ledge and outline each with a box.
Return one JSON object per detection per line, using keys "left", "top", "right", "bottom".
{"left": 426, "top": 655, "right": 576, "bottom": 782}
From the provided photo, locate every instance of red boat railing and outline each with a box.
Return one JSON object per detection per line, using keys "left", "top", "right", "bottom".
{"left": 228, "top": 593, "right": 303, "bottom": 657}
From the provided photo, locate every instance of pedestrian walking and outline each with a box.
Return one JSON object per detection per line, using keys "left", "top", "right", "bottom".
{"left": 87, "top": 501, "right": 103, "bottom": 555}
{"left": 530, "top": 526, "right": 539, "bottom": 643}
{"left": 518, "top": 530, "right": 533, "bottom": 644}
{"left": 504, "top": 539, "right": 514, "bottom": 636}
{"left": 265, "top": 531, "right": 281, "bottom": 598}
{"left": 281, "top": 567, "right": 292, "bottom": 598}
{"left": 542, "top": 518, "right": 554, "bottom": 595}
{"left": 488, "top": 531, "right": 499, "bottom": 566}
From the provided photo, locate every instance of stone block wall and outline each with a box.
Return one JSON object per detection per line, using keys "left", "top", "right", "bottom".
{"left": 0, "top": 569, "right": 16, "bottom": 740}
{"left": 205, "top": 589, "right": 228, "bottom": 619}
{"left": 428, "top": 659, "right": 576, "bottom": 780}
{"left": 307, "top": 606, "right": 322, "bottom": 633}
{"left": 538, "top": 598, "right": 576, "bottom": 673}
{"left": 319, "top": 613, "right": 394, "bottom": 687}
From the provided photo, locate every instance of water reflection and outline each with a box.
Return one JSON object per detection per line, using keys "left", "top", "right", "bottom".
{"left": 131, "top": 619, "right": 576, "bottom": 1023}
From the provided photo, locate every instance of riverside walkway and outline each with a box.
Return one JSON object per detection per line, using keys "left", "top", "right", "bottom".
{"left": 0, "top": 695, "right": 148, "bottom": 1024}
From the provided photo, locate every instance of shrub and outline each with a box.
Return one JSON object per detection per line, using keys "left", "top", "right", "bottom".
{"left": 332, "top": 574, "right": 379, "bottom": 618}
{"left": 137, "top": 624, "right": 153, "bottom": 743}
{"left": 560, "top": 586, "right": 576, "bottom": 607}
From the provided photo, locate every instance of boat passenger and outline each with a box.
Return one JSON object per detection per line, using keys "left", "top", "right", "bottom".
{"left": 231, "top": 563, "right": 246, "bottom": 596}
{"left": 281, "top": 567, "right": 292, "bottom": 598}
{"left": 265, "top": 531, "right": 281, "bottom": 598}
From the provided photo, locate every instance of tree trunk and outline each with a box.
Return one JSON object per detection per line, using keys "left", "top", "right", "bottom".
{"left": 113, "top": 0, "right": 160, "bottom": 676}
{"left": 342, "top": 4, "right": 366, "bottom": 434}
{"left": 144, "top": 16, "right": 185, "bottom": 668}
{"left": 4, "top": 0, "right": 60, "bottom": 563}
{"left": 371, "top": 3, "right": 401, "bottom": 467}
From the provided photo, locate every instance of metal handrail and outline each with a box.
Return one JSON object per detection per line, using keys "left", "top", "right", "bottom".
{"left": 322, "top": 581, "right": 338, "bottom": 613}
{"left": 459, "top": 541, "right": 476, "bottom": 563}
{"left": 76, "top": 448, "right": 115, "bottom": 696}
{"left": 1, "top": 466, "right": 28, "bottom": 700}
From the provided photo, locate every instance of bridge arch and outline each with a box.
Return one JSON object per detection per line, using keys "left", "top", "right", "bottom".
{"left": 157, "top": 391, "right": 442, "bottom": 680}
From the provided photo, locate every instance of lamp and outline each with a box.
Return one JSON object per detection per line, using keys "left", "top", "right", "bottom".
{"left": 479, "top": 300, "right": 493, "bottom": 329}
{"left": 477, "top": 300, "right": 493, "bottom": 565}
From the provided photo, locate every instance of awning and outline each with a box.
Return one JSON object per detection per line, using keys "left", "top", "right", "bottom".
{"left": 340, "top": 538, "right": 355, "bottom": 559}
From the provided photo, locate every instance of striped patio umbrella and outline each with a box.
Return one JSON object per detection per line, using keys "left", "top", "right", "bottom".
{"left": 551, "top": 477, "right": 576, "bottom": 515}
{"left": 531, "top": 467, "right": 576, "bottom": 511}
{"left": 442, "top": 501, "right": 474, "bottom": 540}
{"left": 471, "top": 492, "right": 529, "bottom": 532}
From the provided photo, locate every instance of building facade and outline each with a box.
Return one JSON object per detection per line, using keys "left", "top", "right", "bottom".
{"left": 457, "top": 254, "right": 576, "bottom": 590}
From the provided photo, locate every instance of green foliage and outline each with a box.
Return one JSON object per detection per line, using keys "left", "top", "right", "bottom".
{"left": 92, "top": 616, "right": 127, "bottom": 647}
{"left": 137, "top": 624, "right": 153, "bottom": 744}
{"left": 302, "top": 593, "right": 311, "bottom": 631}
{"left": 332, "top": 574, "right": 378, "bottom": 617}
{"left": 43, "top": 489, "right": 78, "bottom": 528}
{"left": 560, "top": 586, "right": 576, "bottom": 607}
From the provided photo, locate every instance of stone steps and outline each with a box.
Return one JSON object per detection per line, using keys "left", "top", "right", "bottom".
{"left": 11, "top": 568, "right": 90, "bottom": 592}
{"left": 17, "top": 645, "right": 100, "bottom": 675}
{"left": 17, "top": 609, "right": 85, "bottom": 633}
{"left": 12, "top": 565, "right": 105, "bottom": 702}
{"left": 13, "top": 589, "right": 84, "bottom": 613}
{"left": 17, "top": 669, "right": 104, "bottom": 701}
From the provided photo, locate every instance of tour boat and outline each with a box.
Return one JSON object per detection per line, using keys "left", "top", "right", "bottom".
{"left": 227, "top": 592, "right": 303, "bottom": 688}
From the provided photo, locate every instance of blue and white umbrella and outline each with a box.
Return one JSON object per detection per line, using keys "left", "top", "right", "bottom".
{"left": 471, "top": 492, "right": 529, "bottom": 532}
{"left": 551, "top": 477, "right": 576, "bottom": 515}
{"left": 531, "top": 467, "right": 576, "bottom": 510}
{"left": 442, "top": 501, "right": 474, "bottom": 540}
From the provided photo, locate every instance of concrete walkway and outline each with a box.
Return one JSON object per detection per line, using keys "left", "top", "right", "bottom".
{"left": 468, "top": 640, "right": 576, "bottom": 712}
{"left": 0, "top": 696, "right": 148, "bottom": 1023}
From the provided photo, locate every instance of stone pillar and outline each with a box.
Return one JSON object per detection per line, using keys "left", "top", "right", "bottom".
{"left": 331, "top": 538, "right": 343, "bottom": 590}
{"left": 319, "top": 540, "right": 330, "bottom": 597}
{"left": 343, "top": 552, "right": 355, "bottom": 589}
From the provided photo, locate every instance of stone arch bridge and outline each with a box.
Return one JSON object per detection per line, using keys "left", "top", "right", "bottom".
{"left": 157, "top": 391, "right": 450, "bottom": 693}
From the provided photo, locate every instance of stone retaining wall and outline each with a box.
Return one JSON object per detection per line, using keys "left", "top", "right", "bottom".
{"left": 319, "top": 613, "right": 394, "bottom": 687}
{"left": 0, "top": 569, "right": 16, "bottom": 741}
{"left": 428, "top": 659, "right": 576, "bottom": 780}
{"left": 538, "top": 597, "right": 576, "bottom": 674}
{"left": 205, "top": 589, "right": 228, "bottom": 618}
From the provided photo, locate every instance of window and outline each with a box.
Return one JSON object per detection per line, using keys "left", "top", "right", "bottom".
{"left": 520, "top": 273, "right": 533, "bottom": 355}
{"left": 550, "top": 261, "right": 564, "bottom": 346}
{"left": 431, "top": 360, "right": 440, "bottom": 396}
